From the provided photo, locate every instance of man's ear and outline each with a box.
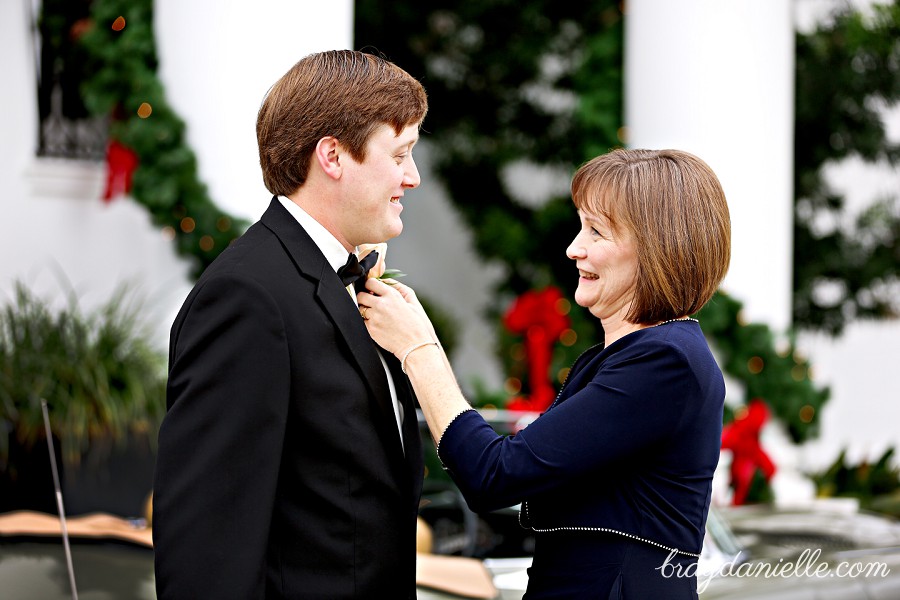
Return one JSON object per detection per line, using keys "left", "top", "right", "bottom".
{"left": 313, "top": 136, "right": 342, "bottom": 180}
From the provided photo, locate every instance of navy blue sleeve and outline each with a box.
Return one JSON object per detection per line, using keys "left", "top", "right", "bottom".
{"left": 438, "top": 339, "right": 699, "bottom": 513}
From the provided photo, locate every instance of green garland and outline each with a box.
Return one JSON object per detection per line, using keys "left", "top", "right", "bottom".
{"left": 696, "top": 292, "right": 829, "bottom": 444}
{"left": 77, "top": 0, "right": 248, "bottom": 278}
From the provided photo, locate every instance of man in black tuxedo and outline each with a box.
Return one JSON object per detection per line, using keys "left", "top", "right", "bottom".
{"left": 153, "top": 50, "right": 428, "bottom": 599}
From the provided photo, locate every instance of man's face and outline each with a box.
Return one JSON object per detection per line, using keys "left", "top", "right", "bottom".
{"left": 336, "top": 123, "right": 421, "bottom": 247}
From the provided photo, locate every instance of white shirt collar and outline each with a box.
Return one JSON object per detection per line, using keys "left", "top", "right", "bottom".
{"left": 277, "top": 195, "right": 352, "bottom": 273}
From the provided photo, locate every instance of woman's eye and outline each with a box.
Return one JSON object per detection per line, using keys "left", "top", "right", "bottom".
{"left": 395, "top": 154, "right": 408, "bottom": 164}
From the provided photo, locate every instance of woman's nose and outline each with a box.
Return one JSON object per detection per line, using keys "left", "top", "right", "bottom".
{"left": 566, "top": 233, "right": 586, "bottom": 260}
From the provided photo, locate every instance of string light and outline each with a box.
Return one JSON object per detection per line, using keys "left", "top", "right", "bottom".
{"left": 747, "top": 356, "right": 764, "bottom": 374}
{"left": 799, "top": 405, "right": 815, "bottom": 423}
{"left": 137, "top": 103, "right": 153, "bottom": 118}
{"left": 504, "top": 378, "right": 522, "bottom": 395}
{"left": 111, "top": 16, "right": 126, "bottom": 31}
{"left": 180, "top": 217, "right": 195, "bottom": 233}
{"left": 199, "top": 235, "right": 214, "bottom": 252}
{"left": 480, "top": 407, "right": 499, "bottom": 421}
{"left": 559, "top": 329, "right": 577, "bottom": 347}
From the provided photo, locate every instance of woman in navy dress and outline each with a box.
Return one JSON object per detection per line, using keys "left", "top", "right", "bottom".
{"left": 359, "top": 148, "right": 731, "bottom": 599}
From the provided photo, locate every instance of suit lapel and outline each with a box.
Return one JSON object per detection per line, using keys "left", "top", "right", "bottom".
{"left": 260, "top": 198, "right": 402, "bottom": 453}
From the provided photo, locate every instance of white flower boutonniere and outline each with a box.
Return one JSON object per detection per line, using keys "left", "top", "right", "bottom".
{"left": 357, "top": 242, "right": 406, "bottom": 284}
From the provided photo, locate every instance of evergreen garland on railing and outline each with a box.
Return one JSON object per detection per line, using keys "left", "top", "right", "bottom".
{"left": 77, "top": 1, "right": 248, "bottom": 279}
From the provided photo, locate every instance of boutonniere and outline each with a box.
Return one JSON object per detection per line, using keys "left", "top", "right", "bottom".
{"left": 357, "top": 242, "right": 406, "bottom": 284}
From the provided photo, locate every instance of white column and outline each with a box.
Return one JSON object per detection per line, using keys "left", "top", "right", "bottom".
{"left": 625, "top": 0, "right": 795, "bottom": 331}
{"left": 155, "top": 0, "right": 354, "bottom": 222}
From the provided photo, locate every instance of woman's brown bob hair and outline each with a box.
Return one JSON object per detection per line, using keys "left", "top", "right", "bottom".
{"left": 257, "top": 50, "right": 428, "bottom": 197}
{"left": 571, "top": 148, "right": 731, "bottom": 325}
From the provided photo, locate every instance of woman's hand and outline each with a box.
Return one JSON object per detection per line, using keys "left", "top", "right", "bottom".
{"left": 357, "top": 278, "right": 438, "bottom": 358}
{"left": 359, "top": 278, "right": 469, "bottom": 445}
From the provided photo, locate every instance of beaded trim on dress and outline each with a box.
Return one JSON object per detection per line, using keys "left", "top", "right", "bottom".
{"left": 518, "top": 501, "right": 701, "bottom": 558}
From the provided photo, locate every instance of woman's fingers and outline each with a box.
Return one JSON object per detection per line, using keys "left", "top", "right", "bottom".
{"left": 362, "top": 277, "right": 398, "bottom": 297}
{"left": 358, "top": 277, "right": 440, "bottom": 357}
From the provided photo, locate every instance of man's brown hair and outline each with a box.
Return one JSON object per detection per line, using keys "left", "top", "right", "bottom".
{"left": 257, "top": 50, "right": 428, "bottom": 196}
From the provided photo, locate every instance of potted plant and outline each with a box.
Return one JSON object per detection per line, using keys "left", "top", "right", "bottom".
{"left": 0, "top": 281, "right": 166, "bottom": 517}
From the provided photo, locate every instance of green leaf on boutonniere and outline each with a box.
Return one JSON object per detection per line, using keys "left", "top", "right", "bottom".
{"left": 378, "top": 269, "right": 406, "bottom": 284}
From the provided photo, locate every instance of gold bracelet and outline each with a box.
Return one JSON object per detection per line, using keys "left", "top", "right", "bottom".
{"left": 400, "top": 341, "right": 440, "bottom": 374}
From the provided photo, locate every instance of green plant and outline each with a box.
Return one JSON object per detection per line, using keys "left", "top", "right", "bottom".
{"left": 0, "top": 281, "right": 166, "bottom": 468}
{"left": 811, "top": 447, "right": 900, "bottom": 517}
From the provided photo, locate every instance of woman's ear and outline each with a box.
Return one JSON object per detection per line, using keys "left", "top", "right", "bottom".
{"left": 313, "top": 136, "right": 342, "bottom": 180}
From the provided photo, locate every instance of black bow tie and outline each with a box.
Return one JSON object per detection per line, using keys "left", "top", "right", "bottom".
{"left": 337, "top": 251, "right": 379, "bottom": 293}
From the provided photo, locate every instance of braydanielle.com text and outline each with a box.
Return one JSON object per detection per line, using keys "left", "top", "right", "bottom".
{"left": 656, "top": 548, "right": 892, "bottom": 593}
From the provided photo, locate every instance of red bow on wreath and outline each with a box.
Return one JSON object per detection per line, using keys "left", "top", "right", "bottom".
{"left": 102, "top": 139, "right": 139, "bottom": 202}
{"left": 721, "top": 398, "right": 777, "bottom": 505}
{"left": 503, "top": 287, "right": 570, "bottom": 413}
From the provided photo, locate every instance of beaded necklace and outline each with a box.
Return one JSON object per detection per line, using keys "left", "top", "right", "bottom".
{"left": 652, "top": 317, "right": 699, "bottom": 327}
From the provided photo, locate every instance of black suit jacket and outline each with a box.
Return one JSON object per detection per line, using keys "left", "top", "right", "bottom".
{"left": 153, "top": 198, "right": 424, "bottom": 599}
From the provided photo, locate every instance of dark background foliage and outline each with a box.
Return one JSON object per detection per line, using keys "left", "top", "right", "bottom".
{"left": 793, "top": 1, "right": 900, "bottom": 334}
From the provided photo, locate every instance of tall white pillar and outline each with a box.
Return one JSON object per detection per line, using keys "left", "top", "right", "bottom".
{"left": 155, "top": 1, "right": 354, "bottom": 222}
{"left": 625, "top": 0, "right": 795, "bottom": 331}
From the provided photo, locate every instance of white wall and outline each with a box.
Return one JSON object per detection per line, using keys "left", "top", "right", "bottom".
{"left": 0, "top": 0, "right": 190, "bottom": 345}
{"left": 154, "top": 0, "right": 354, "bottom": 223}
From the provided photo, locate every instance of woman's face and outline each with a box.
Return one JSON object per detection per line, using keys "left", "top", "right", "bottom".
{"left": 565, "top": 207, "right": 639, "bottom": 320}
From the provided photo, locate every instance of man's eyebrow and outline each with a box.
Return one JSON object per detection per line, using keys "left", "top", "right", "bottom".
{"left": 395, "top": 136, "right": 419, "bottom": 151}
